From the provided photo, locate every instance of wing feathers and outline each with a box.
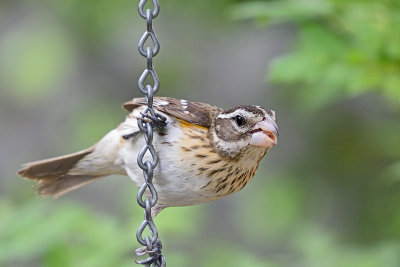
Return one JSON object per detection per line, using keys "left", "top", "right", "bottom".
{"left": 123, "top": 97, "right": 221, "bottom": 129}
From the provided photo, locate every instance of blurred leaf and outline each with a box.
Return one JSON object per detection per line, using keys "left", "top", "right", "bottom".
{"left": 71, "top": 102, "right": 122, "bottom": 147}
{"left": 157, "top": 205, "right": 205, "bottom": 235}
{"left": 202, "top": 242, "right": 281, "bottom": 267}
{"left": 293, "top": 226, "right": 400, "bottom": 267}
{"left": 233, "top": 0, "right": 400, "bottom": 110}
{"left": 228, "top": 0, "right": 333, "bottom": 24}
{"left": 235, "top": 174, "right": 306, "bottom": 241}
{"left": 380, "top": 161, "right": 400, "bottom": 184}
{"left": 0, "top": 23, "right": 75, "bottom": 101}
{"left": 0, "top": 199, "right": 135, "bottom": 266}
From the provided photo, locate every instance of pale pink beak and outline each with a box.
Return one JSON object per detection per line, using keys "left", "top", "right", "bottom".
{"left": 249, "top": 115, "right": 278, "bottom": 148}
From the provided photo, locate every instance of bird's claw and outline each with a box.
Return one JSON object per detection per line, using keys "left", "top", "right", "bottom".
{"left": 135, "top": 246, "right": 147, "bottom": 257}
{"left": 140, "top": 112, "right": 167, "bottom": 130}
{"left": 135, "top": 239, "right": 165, "bottom": 266}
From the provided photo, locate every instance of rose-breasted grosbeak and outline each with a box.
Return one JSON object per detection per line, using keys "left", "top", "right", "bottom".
{"left": 18, "top": 97, "right": 278, "bottom": 216}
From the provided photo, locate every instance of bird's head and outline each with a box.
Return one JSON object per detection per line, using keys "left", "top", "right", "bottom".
{"left": 210, "top": 105, "right": 278, "bottom": 157}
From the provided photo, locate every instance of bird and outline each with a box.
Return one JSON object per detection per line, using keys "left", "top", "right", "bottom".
{"left": 17, "top": 97, "right": 278, "bottom": 217}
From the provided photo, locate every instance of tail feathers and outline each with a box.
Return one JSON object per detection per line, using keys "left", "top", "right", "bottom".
{"left": 18, "top": 147, "right": 103, "bottom": 197}
{"left": 36, "top": 174, "right": 103, "bottom": 198}
{"left": 18, "top": 147, "right": 94, "bottom": 179}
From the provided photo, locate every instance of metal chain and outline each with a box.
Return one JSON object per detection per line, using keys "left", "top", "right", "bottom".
{"left": 135, "top": 0, "right": 166, "bottom": 266}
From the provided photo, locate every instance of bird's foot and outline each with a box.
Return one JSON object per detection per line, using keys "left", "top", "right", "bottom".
{"left": 135, "top": 239, "right": 165, "bottom": 266}
{"left": 140, "top": 112, "right": 167, "bottom": 130}
{"left": 122, "top": 131, "right": 140, "bottom": 140}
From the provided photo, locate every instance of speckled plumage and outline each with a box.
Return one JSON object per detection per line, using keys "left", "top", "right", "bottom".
{"left": 18, "top": 97, "right": 278, "bottom": 217}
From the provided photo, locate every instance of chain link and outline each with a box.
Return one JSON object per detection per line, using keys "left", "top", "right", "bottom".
{"left": 135, "top": 0, "right": 166, "bottom": 266}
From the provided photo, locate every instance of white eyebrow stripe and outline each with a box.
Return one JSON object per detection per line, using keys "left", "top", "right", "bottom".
{"left": 216, "top": 109, "right": 254, "bottom": 119}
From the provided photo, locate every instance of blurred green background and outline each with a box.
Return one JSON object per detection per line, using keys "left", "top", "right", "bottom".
{"left": 1, "top": 0, "right": 400, "bottom": 266}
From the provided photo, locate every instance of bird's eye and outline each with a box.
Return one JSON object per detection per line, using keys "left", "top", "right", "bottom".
{"left": 234, "top": 115, "right": 245, "bottom": 127}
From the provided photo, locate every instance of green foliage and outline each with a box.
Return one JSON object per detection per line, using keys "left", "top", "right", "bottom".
{"left": 230, "top": 0, "right": 400, "bottom": 109}
{"left": 0, "top": 200, "right": 135, "bottom": 266}
{"left": 291, "top": 226, "right": 400, "bottom": 267}
{"left": 2, "top": 196, "right": 400, "bottom": 266}
{"left": 2, "top": 0, "right": 400, "bottom": 266}
{"left": 0, "top": 25, "right": 75, "bottom": 101}
{"left": 229, "top": 0, "right": 332, "bottom": 24}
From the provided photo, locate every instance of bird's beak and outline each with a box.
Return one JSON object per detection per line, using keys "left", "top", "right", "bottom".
{"left": 248, "top": 115, "right": 278, "bottom": 148}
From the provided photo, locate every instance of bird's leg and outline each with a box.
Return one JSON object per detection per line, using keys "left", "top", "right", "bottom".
{"left": 135, "top": 238, "right": 164, "bottom": 265}
{"left": 140, "top": 112, "right": 167, "bottom": 130}
{"left": 123, "top": 113, "right": 167, "bottom": 140}
{"left": 122, "top": 130, "right": 140, "bottom": 140}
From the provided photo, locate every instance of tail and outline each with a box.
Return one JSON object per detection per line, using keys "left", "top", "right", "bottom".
{"left": 17, "top": 147, "right": 105, "bottom": 198}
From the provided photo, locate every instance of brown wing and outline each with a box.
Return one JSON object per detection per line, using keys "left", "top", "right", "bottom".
{"left": 122, "top": 97, "right": 222, "bottom": 129}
